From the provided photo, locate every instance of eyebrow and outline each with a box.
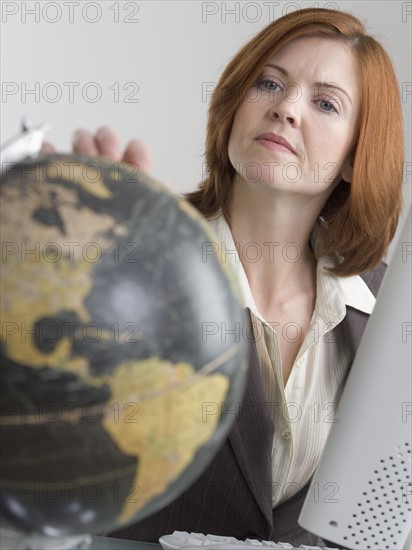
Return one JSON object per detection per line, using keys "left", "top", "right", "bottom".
{"left": 264, "top": 63, "right": 353, "bottom": 105}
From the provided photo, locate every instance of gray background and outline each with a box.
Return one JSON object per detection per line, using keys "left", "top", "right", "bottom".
{"left": 1, "top": 0, "right": 411, "bottom": 258}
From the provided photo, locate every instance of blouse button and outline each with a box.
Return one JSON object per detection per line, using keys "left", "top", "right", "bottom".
{"left": 281, "top": 428, "right": 291, "bottom": 440}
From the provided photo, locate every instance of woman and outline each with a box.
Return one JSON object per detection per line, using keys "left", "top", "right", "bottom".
{"left": 43, "top": 7, "right": 404, "bottom": 547}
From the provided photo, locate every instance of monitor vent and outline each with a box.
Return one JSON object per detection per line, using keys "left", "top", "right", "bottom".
{"left": 342, "top": 442, "right": 411, "bottom": 549}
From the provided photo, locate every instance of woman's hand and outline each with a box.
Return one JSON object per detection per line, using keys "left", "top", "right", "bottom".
{"left": 41, "top": 126, "right": 153, "bottom": 174}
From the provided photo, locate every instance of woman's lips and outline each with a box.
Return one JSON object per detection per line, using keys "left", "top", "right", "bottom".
{"left": 255, "top": 132, "right": 297, "bottom": 155}
{"left": 256, "top": 138, "right": 296, "bottom": 155}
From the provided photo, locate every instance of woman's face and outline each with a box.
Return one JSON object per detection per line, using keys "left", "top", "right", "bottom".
{"left": 228, "top": 37, "right": 360, "bottom": 200}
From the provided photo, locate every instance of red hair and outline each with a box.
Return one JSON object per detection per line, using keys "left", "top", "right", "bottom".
{"left": 184, "top": 8, "right": 404, "bottom": 276}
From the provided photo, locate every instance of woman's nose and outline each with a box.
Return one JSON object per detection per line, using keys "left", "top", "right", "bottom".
{"left": 272, "top": 110, "right": 296, "bottom": 125}
{"left": 270, "top": 88, "right": 301, "bottom": 125}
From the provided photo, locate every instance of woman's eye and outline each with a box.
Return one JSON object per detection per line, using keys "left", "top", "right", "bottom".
{"left": 318, "top": 99, "right": 338, "bottom": 114}
{"left": 258, "top": 79, "right": 282, "bottom": 92}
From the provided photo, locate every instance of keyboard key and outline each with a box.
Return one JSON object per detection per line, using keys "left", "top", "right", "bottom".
{"left": 158, "top": 531, "right": 340, "bottom": 550}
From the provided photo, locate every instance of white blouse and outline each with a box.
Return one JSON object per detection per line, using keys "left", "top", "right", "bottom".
{"left": 208, "top": 213, "right": 376, "bottom": 507}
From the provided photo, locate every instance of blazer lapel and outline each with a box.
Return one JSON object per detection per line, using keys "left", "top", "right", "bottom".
{"left": 341, "top": 263, "right": 387, "bottom": 361}
{"left": 228, "top": 311, "right": 274, "bottom": 528}
{"left": 341, "top": 306, "right": 369, "bottom": 361}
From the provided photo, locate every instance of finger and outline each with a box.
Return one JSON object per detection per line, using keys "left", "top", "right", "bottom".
{"left": 95, "top": 126, "right": 122, "bottom": 161}
{"left": 123, "top": 139, "right": 153, "bottom": 174}
{"left": 40, "top": 141, "right": 56, "bottom": 154}
{"left": 72, "top": 129, "right": 99, "bottom": 157}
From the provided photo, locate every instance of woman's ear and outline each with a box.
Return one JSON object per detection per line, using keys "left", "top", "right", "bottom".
{"left": 341, "top": 162, "right": 353, "bottom": 183}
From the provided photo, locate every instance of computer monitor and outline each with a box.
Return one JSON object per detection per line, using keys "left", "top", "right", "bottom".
{"left": 299, "top": 206, "right": 412, "bottom": 550}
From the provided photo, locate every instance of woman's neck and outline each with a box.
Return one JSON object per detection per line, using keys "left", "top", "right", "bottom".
{"left": 228, "top": 177, "right": 320, "bottom": 305}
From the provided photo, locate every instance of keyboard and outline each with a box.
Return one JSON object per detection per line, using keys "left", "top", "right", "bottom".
{"left": 159, "top": 531, "right": 340, "bottom": 549}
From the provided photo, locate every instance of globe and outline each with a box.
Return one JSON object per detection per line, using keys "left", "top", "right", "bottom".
{"left": 0, "top": 154, "right": 248, "bottom": 549}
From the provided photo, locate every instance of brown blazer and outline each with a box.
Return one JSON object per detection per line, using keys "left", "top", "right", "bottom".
{"left": 109, "top": 262, "right": 387, "bottom": 547}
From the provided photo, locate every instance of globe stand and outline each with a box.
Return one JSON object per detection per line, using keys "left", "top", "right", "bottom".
{"left": 0, "top": 528, "right": 92, "bottom": 550}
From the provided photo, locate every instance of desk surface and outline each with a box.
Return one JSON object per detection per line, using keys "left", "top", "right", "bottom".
{"left": 91, "top": 536, "right": 161, "bottom": 549}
